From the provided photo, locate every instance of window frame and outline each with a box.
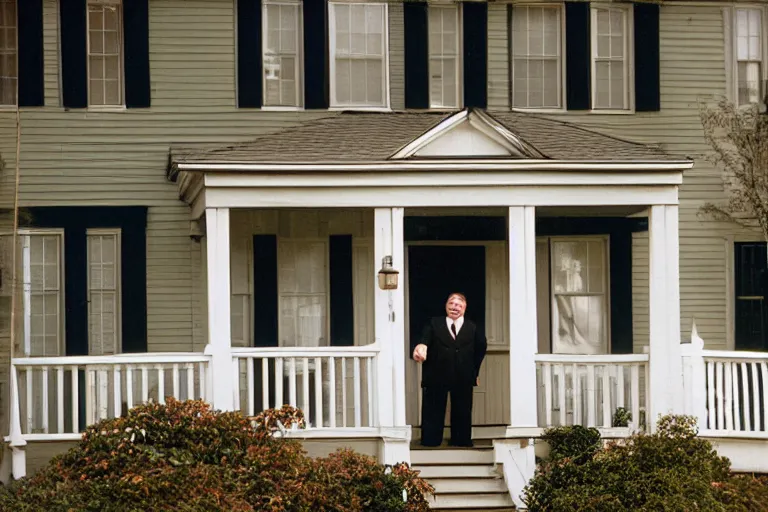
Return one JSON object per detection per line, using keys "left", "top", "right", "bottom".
{"left": 428, "top": 3, "right": 462, "bottom": 109}
{"left": 19, "top": 228, "right": 65, "bottom": 358}
{"left": 328, "top": 1, "right": 390, "bottom": 111}
{"left": 509, "top": 3, "right": 566, "bottom": 112}
{"left": 728, "top": 5, "right": 768, "bottom": 107}
{"left": 731, "top": 240, "right": 768, "bottom": 351}
{"left": 86, "top": 228, "right": 122, "bottom": 356}
{"left": 86, "top": 0, "right": 125, "bottom": 109}
{"left": 546, "top": 235, "right": 611, "bottom": 355}
{"left": 590, "top": 4, "right": 633, "bottom": 112}
{"left": 0, "top": 0, "right": 17, "bottom": 108}
{"left": 261, "top": 0, "right": 304, "bottom": 109}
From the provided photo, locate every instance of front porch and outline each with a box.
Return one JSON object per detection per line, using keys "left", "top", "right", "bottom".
{"left": 12, "top": 109, "right": 751, "bottom": 506}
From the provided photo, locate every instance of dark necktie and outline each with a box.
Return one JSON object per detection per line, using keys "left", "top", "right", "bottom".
{"left": 451, "top": 323, "right": 457, "bottom": 338}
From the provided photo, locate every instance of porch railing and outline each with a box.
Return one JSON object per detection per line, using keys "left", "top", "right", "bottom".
{"left": 9, "top": 353, "right": 211, "bottom": 441}
{"left": 535, "top": 354, "right": 649, "bottom": 430}
{"left": 232, "top": 344, "right": 379, "bottom": 429}
{"left": 682, "top": 337, "right": 768, "bottom": 437}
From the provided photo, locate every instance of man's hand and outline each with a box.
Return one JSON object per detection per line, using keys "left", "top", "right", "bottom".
{"left": 476, "top": 377, "right": 480, "bottom": 386}
{"left": 413, "top": 344, "right": 428, "bottom": 362}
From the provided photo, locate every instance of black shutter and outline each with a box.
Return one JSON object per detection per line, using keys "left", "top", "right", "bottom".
{"left": 735, "top": 243, "right": 768, "bottom": 351}
{"left": 330, "top": 235, "right": 354, "bottom": 346}
{"left": 64, "top": 228, "right": 88, "bottom": 356}
{"left": 609, "top": 231, "right": 633, "bottom": 354}
{"left": 237, "top": 0, "right": 263, "bottom": 108}
{"left": 304, "top": 0, "right": 329, "bottom": 109}
{"left": 565, "top": 2, "right": 590, "bottom": 111}
{"left": 60, "top": 0, "right": 88, "bottom": 108}
{"left": 17, "top": 0, "right": 44, "bottom": 107}
{"left": 253, "top": 235, "right": 279, "bottom": 347}
{"left": 121, "top": 208, "right": 148, "bottom": 353}
{"left": 634, "top": 3, "right": 660, "bottom": 112}
{"left": 123, "top": 0, "right": 151, "bottom": 108}
{"left": 404, "top": 2, "right": 429, "bottom": 109}
{"left": 462, "top": 2, "right": 487, "bottom": 108}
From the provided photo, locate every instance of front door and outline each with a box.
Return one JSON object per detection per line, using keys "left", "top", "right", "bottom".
{"left": 406, "top": 245, "right": 486, "bottom": 428}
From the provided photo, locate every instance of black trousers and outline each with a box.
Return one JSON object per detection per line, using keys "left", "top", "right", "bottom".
{"left": 420, "top": 384, "right": 474, "bottom": 447}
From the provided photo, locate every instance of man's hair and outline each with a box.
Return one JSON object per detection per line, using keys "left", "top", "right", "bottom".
{"left": 446, "top": 292, "right": 467, "bottom": 304}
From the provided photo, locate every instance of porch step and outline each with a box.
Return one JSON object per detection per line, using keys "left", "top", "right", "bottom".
{"left": 412, "top": 447, "right": 514, "bottom": 510}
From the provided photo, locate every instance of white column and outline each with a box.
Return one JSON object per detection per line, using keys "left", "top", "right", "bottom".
{"left": 374, "top": 208, "right": 410, "bottom": 465}
{"left": 648, "top": 204, "right": 683, "bottom": 428}
{"left": 507, "top": 206, "right": 539, "bottom": 431}
{"left": 204, "top": 208, "right": 236, "bottom": 411}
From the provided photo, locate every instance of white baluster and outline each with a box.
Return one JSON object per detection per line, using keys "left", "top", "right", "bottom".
{"left": 158, "top": 366, "right": 165, "bottom": 405}
{"left": 247, "top": 358, "right": 255, "bottom": 416}
{"left": 98, "top": 369, "right": 109, "bottom": 420}
{"left": 761, "top": 362, "right": 768, "bottom": 432}
{"left": 630, "top": 364, "right": 640, "bottom": 431}
{"left": 366, "top": 357, "right": 373, "bottom": 427}
{"left": 542, "top": 363, "right": 552, "bottom": 426}
{"left": 602, "top": 366, "right": 611, "bottom": 428}
{"left": 315, "top": 357, "right": 323, "bottom": 428}
{"left": 140, "top": 367, "right": 149, "bottom": 404}
{"left": 41, "top": 367, "right": 49, "bottom": 434}
{"left": 126, "top": 366, "right": 134, "bottom": 410}
{"left": 289, "top": 358, "right": 297, "bottom": 408}
{"left": 198, "top": 362, "right": 206, "bottom": 400}
{"left": 114, "top": 366, "right": 122, "bottom": 418}
{"left": 557, "top": 364, "right": 567, "bottom": 426}
{"left": 172, "top": 364, "right": 180, "bottom": 399}
{"left": 25, "top": 368, "right": 32, "bottom": 434}
{"left": 725, "top": 362, "right": 734, "bottom": 430}
{"left": 586, "top": 365, "right": 596, "bottom": 427}
{"left": 71, "top": 368, "right": 79, "bottom": 433}
{"left": 741, "top": 362, "right": 751, "bottom": 431}
{"left": 302, "top": 358, "right": 310, "bottom": 423}
{"left": 732, "top": 362, "right": 741, "bottom": 431}
{"left": 353, "top": 357, "right": 361, "bottom": 428}
{"left": 186, "top": 364, "right": 194, "bottom": 401}
{"left": 261, "top": 358, "right": 270, "bottom": 411}
{"left": 572, "top": 364, "right": 582, "bottom": 426}
{"left": 328, "top": 357, "right": 336, "bottom": 428}
{"left": 706, "top": 361, "right": 715, "bottom": 430}
{"left": 232, "top": 358, "right": 241, "bottom": 411}
{"left": 752, "top": 362, "right": 760, "bottom": 432}
{"left": 276, "top": 358, "right": 284, "bottom": 408}
{"left": 341, "top": 357, "right": 348, "bottom": 428}
{"left": 616, "top": 365, "right": 625, "bottom": 409}
{"left": 57, "top": 366, "right": 64, "bottom": 434}
{"left": 86, "top": 369, "right": 95, "bottom": 426}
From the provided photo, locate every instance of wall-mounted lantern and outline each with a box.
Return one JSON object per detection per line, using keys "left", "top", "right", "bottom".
{"left": 378, "top": 255, "right": 399, "bottom": 290}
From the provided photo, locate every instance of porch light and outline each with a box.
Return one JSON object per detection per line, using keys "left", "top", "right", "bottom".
{"left": 378, "top": 256, "right": 399, "bottom": 290}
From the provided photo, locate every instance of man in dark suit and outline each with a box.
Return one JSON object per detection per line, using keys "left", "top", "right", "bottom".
{"left": 412, "top": 293, "right": 487, "bottom": 447}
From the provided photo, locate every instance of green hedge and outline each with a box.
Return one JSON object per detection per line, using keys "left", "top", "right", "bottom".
{"left": 524, "top": 415, "right": 768, "bottom": 511}
{"left": 0, "top": 399, "right": 433, "bottom": 512}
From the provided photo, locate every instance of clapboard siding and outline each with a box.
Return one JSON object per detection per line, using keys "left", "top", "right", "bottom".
{"left": 486, "top": 4, "right": 741, "bottom": 349}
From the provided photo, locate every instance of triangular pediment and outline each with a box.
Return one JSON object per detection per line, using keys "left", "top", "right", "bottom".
{"left": 390, "top": 109, "right": 546, "bottom": 160}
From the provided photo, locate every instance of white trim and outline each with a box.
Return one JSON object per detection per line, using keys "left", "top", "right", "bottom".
{"left": 590, "top": 3, "right": 634, "bottom": 112}
{"left": 12, "top": 352, "right": 211, "bottom": 366}
{"left": 390, "top": 109, "right": 546, "bottom": 159}
{"left": 178, "top": 160, "right": 692, "bottom": 174}
{"left": 534, "top": 353, "right": 649, "bottom": 364}
{"left": 725, "top": 235, "right": 735, "bottom": 351}
{"left": 328, "top": 2, "right": 390, "bottom": 109}
{"left": 726, "top": 5, "right": 768, "bottom": 106}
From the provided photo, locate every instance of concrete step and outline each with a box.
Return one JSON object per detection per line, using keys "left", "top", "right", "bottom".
{"left": 411, "top": 448, "right": 494, "bottom": 465}
{"left": 414, "top": 464, "right": 500, "bottom": 479}
{"left": 428, "top": 492, "right": 515, "bottom": 509}
{"left": 430, "top": 477, "right": 508, "bottom": 494}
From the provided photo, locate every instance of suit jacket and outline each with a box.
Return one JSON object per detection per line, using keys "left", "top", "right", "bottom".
{"left": 414, "top": 316, "right": 488, "bottom": 388}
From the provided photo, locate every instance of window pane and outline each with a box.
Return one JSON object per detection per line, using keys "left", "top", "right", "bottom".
{"left": 738, "top": 61, "right": 762, "bottom": 105}
{"left": 511, "top": 5, "right": 562, "bottom": 108}
{"left": 24, "top": 234, "right": 62, "bottom": 357}
{"left": 331, "top": 3, "right": 386, "bottom": 107}
{"left": 552, "top": 295, "right": 606, "bottom": 354}
{"left": 0, "top": 0, "right": 17, "bottom": 105}
{"left": 263, "top": 2, "right": 302, "bottom": 106}
{"left": 428, "top": 5, "right": 460, "bottom": 107}
{"left": 87, "top": 2, "right": 122, "bottom": 106}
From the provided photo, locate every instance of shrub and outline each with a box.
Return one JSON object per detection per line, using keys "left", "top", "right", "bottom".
{"left": 524, "top": 415, "right": 768, "bottom": 512}
{"left": 0, "top": 399, "right": 432, "bottom": 512}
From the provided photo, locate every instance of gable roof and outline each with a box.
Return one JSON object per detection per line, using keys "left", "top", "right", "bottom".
{"left": 169, "top": 109, "right": 685, "bottom": 169}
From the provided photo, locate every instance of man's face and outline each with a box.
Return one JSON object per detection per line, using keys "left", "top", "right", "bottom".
{"left": 445, "top": 296, "right": 466, "bottom": 320}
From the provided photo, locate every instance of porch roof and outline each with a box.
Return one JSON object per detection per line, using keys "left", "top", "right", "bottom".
{"left": 167, "top": 108, "right": 686, "bottom": 175}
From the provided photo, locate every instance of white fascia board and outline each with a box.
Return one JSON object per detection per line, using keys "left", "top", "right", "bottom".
{"left": 179, "top": 159, "right": 693, "bottom": 173}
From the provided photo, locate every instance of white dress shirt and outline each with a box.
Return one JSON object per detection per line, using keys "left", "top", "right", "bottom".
{"left": 446, "top": 316, "right": 464, "bottom": 338}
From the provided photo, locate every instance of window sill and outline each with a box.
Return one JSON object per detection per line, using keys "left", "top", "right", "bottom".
{"left": 511, "top": 107, "right": 636, "bottom": 115}
{"left": 260, "top": 106, "right": 304, "bottom": 112}
{"left": 86, "top": 105, "right": 127, "bottom": 113}
{"left": 328, "top": 106, "right": 391, "bottom": 113}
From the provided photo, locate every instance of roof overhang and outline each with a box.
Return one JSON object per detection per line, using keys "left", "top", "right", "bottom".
{"left": 174, "top": 158, "right": 693, "bottom": 220}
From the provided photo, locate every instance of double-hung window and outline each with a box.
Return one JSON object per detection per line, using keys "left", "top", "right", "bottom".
{"left": 428, "top": 5, "right": 460, "bottom": 108}
{"left": 0, "top": 0, "right": 15, "bottom": 106}
{"left": 329, "top": 2, "right": 388, "bottom": 108}
{"left": 734, "top": 8, "right": 765, "bottom": 105}
{"left": 87, "top": 229, "right": 121, "bottom": 356}
{"left": 263, "top": 0, "right": 303, "bottom": 107}
{"left": 591, "top": 6, "right": 630, "bottom": 110}
{"left": 87, "top": 0, "right": 123, "bottom": 107}
{"left": 511, "top": 5, "right": 563, "bottom": 109}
